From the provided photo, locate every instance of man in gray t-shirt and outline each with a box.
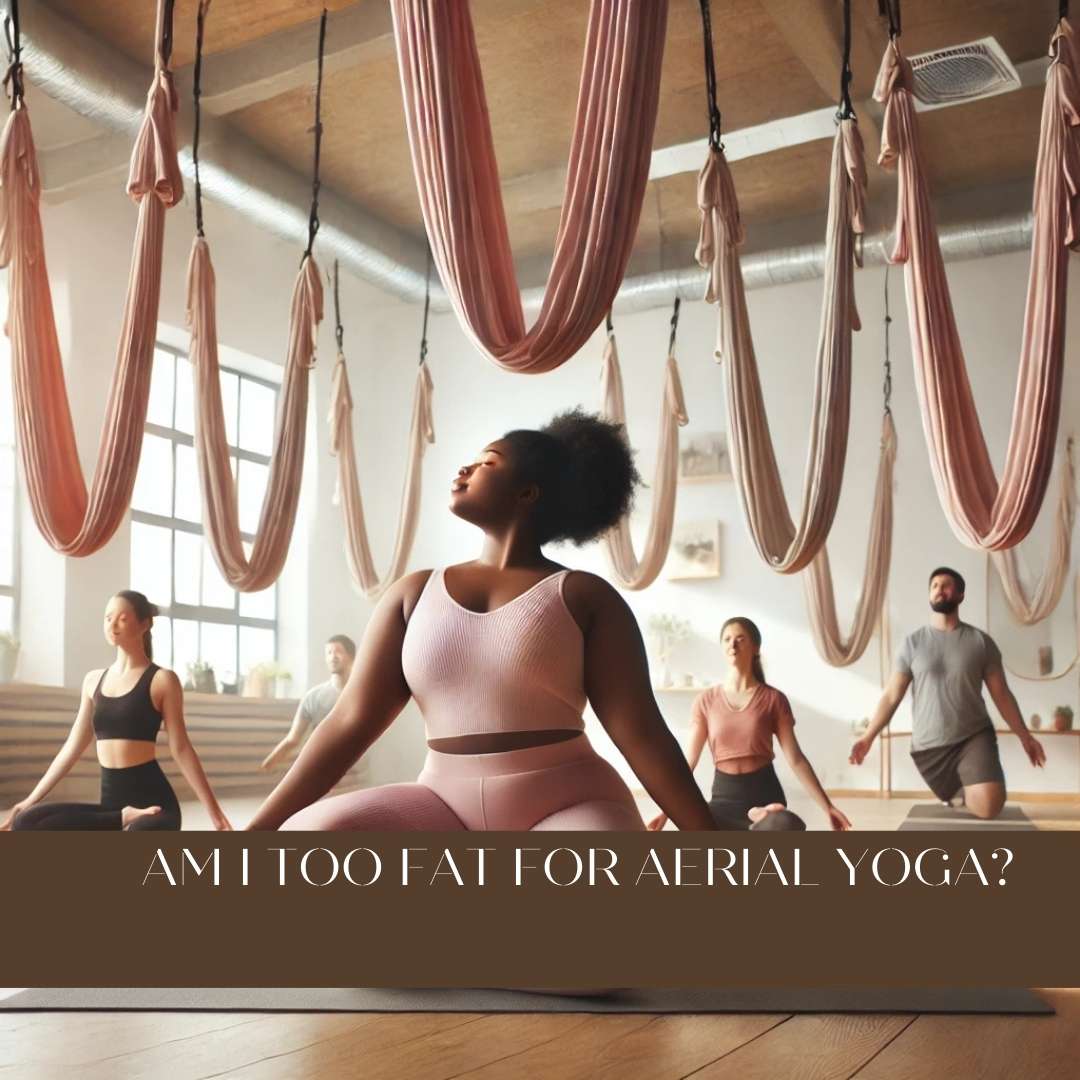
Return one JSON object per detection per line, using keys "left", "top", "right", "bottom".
{"left": 261, "top": 635, "right": 362, "bottom": 775}
{"left": 850, "top": 567, "right": 1045, "bottom": 818}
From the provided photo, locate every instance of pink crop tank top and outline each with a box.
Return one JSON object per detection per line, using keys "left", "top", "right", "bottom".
{"left": 400, "top": 569, "right": 587, "bottom": 741}
{"left": 691, "top": 684, "right": 794, "bottom": 765}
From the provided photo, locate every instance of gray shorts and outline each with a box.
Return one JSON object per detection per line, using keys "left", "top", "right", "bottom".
{"left": 910, "top": 727, "right": 1006, "bottom": 802}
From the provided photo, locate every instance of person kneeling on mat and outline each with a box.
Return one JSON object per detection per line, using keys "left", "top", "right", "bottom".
{"left": 850, "top": 566, "right": 1045, "bottom": 818}
{"left": 648, "top": 617, "right": 851, "bottom": 832}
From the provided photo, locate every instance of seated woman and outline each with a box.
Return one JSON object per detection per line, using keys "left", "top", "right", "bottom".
{"left": 1, "top": 590, "right": 231, "bottom": 832}
{"left": 246, "top": 410, "right": 716, "bottom": 832}
{"left": 648, "top": 617, "right": 851, "bottom": 832}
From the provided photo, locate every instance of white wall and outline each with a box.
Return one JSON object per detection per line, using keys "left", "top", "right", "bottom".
{"left": 10, "top": 165, "right": 1080, "bottom": 797}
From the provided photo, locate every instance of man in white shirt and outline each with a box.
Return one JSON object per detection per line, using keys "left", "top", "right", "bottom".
{"left": 261, "top": 635, "right": 360, "bottom": 773}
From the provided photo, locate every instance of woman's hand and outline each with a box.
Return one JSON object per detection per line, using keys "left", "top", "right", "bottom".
{"left": 826, "top": 804, "right": 852, "bottom": 831}
{"left": 0, "top": 801, "right": 29, "bottom": 831}
{"left": 1021, "top": 733, "right": 1046, "bottom": 768}
{"left": 211, "top": 810, "right": 234, "bottom": 831}
{"left": 646, "top": 812, "right": 669, "bottom": 832}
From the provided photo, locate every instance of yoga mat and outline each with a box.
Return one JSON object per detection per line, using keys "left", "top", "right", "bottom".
{"left": 0, "top": 987, "right": 1052, "bottom": 1015}
{"left": 899, "top": 804, "right": 1037, "bottom": 831}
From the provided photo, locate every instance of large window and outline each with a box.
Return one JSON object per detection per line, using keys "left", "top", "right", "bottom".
{"left": 0, "top": 339, "right": 17, "bottom": 637}
{"left": 130, "top": 345, "right": 278, "bottom": 690}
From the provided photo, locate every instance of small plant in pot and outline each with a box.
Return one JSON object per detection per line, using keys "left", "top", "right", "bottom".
{"left": 185, "top": 660, "right": 218, "bottom": 694}
{"left": 646, "top": 614, "right": 691, "bottom": 689}
{"left": 1053, "top": 705, "right": 1074, "bottom": 732}
{"left": 0, "top": 632, "right": 19, "bottom": 683}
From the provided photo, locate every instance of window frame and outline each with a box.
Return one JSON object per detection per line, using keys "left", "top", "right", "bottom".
{"left": 130, "top": 341, "right": 279, "bottom": 681}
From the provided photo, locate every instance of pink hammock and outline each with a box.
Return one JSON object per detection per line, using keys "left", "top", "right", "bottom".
{"left": 0, "top": 2, "right": 181, "bottom": 555}
{"left": 186, "top": 241, "right": 322, "bottom": 592}
{"left": 598, "top": 334, "right": 687, "bottom": 590}
{"left": 874, "top": 20, "right": 1080, "bottom": 551}
{"left": 390, "top": 0, "right": 667, "bottom": 373}
{"left": 329, "top": 357, "right": 434, "bottom": 599}
{"left": 696, "top": 121, "right": 867, "bottom": 574}
{"left": 803, "top": 413, "right": 897, "bottom": 667}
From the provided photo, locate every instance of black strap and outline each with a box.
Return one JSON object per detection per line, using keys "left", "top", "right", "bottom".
{"left": 160, "top": 0, "right": 176, "bottom": 68}
{"left": 697, "top": 0, "right": 723, "bottom": 151}
{"left": 882, "top": 264, "right": 893, "bottom": 416}
{"left": 605, "top": 309, "right": 614, "bottom": 338}
{"left": 192, "top": 0, "right": 210, "bottom": 237}
{"left": 878, "top": 0, "right": 901, "bottom": 40}
{"left": 3, "top": 0, "right": 24, "bottom": 111}
{"left": 418, "top": 245, "right": 431, "bottom": 366}
{"left": 332, "top": 260, "right": 344, "bottom": 353}
{"left": 304, "top": 9, "right": 328, "bottom": 260}
{"left": 668, "top": 296, "right": 681, "bottom": 356}
{"left": 837, "top": 0, "right": 856, "bottom": 121}
{"left": 1062, "top": 2, "right": 1070, "bottom": 22}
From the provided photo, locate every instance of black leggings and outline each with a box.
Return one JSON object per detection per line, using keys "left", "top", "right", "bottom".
{"left": 709, "top": 763, "right": 806, "bottom": 831}
{"left": 13, "top": 760, "right": 181, "bottom": 831}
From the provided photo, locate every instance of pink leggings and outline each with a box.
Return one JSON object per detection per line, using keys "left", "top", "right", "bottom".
{"left": 281, "top": 735, "right": 644, "bottom": 831}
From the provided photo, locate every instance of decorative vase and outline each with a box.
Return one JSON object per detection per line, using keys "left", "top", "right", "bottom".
{"left": 1053, "top": 707, "right": 1074, "bottom": 733}
{"left": 1030, "top": 714, "right": 1042, "bottom": 731}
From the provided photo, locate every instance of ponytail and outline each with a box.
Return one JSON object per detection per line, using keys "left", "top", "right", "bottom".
{"left": 721, "top": 616, "right": 766, "bottom": 685}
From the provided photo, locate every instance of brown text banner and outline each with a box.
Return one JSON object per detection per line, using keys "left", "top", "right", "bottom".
{"left": 1, "top": 831, "right": 1075, "bottom": 988}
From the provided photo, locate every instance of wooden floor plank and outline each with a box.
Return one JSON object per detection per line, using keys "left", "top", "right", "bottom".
{"left": 691, "top": 1014, "right": 914, "bottom": 1079}
{"left": 853, "top": 990, "right": 1079, "bottom": 1079}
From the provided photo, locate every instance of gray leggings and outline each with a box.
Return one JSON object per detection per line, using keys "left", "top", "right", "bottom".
{"left": 709, "top": 763, "right": 806, "bottom": 832}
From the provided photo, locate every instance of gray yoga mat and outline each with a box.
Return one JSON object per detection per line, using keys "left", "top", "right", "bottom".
{"left": 0, "top": 987, "right": 1053, "bottom": 1015}
{"left": 899, "top": 804, "right": 1036, "bottom": 831}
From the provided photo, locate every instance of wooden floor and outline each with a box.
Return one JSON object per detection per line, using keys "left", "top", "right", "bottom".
{"left": 0, "top": 989, "right": 1075, "bottom": 1078}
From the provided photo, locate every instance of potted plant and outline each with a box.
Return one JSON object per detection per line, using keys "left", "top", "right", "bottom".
{"left": 646, "top": 614, "right": 691, "bottom": 689}
{"left": 1053, "top": 705, "right": 1074, "bottom": 732}
{"left": 185, "top": 660, "right": 217, "bottom": 694}
{"left": 243, "top": 661, "right": 275, "bottom": 699}
{"left": 273, "top": 666, "right": 293, "bottom": 700}
{"left": 0, "top": 632, "right": 19, "bottom": 683}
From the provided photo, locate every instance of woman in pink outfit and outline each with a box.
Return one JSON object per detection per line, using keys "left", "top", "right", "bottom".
{"left": 247, "top": 410, "right": 715, "bottom": 831}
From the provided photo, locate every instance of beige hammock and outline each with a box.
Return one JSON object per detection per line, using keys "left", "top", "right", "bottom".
{"left": 598, "top": 334, "right": 687, "bottom": 590}
{"left": 696, "top": 120, "right": 866, "bottom": 574}
{"left": 186, "top": 240, "right": 322, "bottom": 592}
{"left": 803, "top": 413, "right": 897, "bottom": 667}
{"left": 0, "top": 1, "right": 181, "bottom": 555}
{"left": 329, "top": 357, "right": 434, "bottom": 599}
{"left": 874, "top": 21, "right": 1080, "bottom": 551}
{"left": 989, "top": 439, "right": 1076, "bottom": 626}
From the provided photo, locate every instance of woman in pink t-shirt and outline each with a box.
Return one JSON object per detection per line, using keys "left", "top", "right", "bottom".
{"left": 648, "top": 617, "right": 851, "bottom": 832}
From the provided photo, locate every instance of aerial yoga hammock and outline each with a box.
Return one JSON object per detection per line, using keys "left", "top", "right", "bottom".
{"left": 328, "top": 260, "right": 434, "bottom": 599}
{"left": 694, "top": 0, "right": 867, "bottom": 575}
{"left": 186, "top": 1, "right": 323, "bottom": 592}
{"left": 803, "top": 270, "right": 899, "bottom": 668}
{"left": 873, "top": 1, "right": 1080, "bottom": 551}
{"left": 390, "top": 0, "right": 668, "bottom": 373}
{"left": 599, "top": 302, "right": 688, "bottom": 591}
{"left": 0, "top": 0, "right": 181, "bottom": 556}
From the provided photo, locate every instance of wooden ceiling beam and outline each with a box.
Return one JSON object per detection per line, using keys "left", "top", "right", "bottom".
{"left": 758, "top": 0, "right": 886, "bottom": 160}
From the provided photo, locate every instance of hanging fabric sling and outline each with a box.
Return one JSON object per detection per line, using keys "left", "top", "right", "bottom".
{"left": 695, "top": 0, "right": 867, "bottom": 574}
{"left": 329, "top": 260, "right": 435, "bottom": 599}
{"left": 0, "top": 0, "right": 182, "bottom": 555}
{"left": 989, "top": 439, "right": 1076, "bottom": 626}
{"left": 803, "top": 270, "right": 898, "bottom": 667}
{"left": 873, "top": 6, "right": 1080, "bottom": 551}
{"left": 600, "top": 303, "right": 688, "bottom": 591}
{"left": 390, "top": 0, "right": 668, "bottom": 373}
{"left": 186, "top": 2, "right": 323, "bottom": 592}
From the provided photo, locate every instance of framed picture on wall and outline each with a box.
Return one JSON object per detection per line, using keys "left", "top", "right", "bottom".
{"left": 679, "top": 431, "right": 731, "bottom": 483}
{"left": 667, "top": 520, "right": 721, "bottom": 580}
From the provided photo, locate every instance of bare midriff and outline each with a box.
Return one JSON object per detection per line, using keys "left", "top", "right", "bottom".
{"left": 96, "top": 740, "right": 158, "bottom": 769}
{"left": 427, "top": 729, "right": 581, "bottom": 755}
{"left": 715, "top": 752, "right": 772, "bottom": 775}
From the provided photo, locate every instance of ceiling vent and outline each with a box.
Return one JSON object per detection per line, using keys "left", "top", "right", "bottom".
{"left": 908, "top": 37, "right": 1021, "bottom": 110}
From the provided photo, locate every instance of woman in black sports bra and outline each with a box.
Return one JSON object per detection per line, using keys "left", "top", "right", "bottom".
{"left": 0, "top": 591, "right": 231, "bottom": 831}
